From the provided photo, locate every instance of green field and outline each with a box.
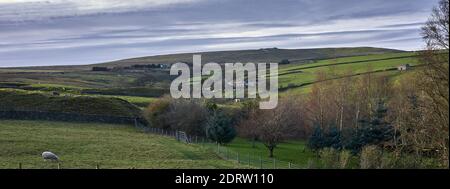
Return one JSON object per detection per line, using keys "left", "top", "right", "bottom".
{"left": 278, "top": 52, "right": 418, "bottom": 88}
{"left": 223, "top": 138, "right": 315, "bottom": 167}
{"left": 0, "top": 120, "right": 241, "bottom": 169}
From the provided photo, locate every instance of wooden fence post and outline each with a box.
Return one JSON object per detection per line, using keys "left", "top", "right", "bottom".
{"left": 217, "top": 143, "right": 220, "bottom": 153}
{"left": 288, "top": 162, "right": 292, "bottom": 169}
{"left": 58, "top": 163, "right": 61, "bottom": 169}
{"left": 225, "top": 148, "right": 228, "bottom": 160}
{"left": 237, "top": 152, "right": 240, "bottom": 163}
{"left": 96, "top": 163, "right": 100, "bottom": 169}
{"left": 259, "top": 156, "right": 263, "bottom": 169}
{"left": 18, "top": 163, "right": 22, "bottom": 169}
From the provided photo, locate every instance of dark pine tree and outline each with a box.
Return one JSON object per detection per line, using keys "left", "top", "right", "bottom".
{"left": 206, "top": 111, "right": 236, "bottom": 145}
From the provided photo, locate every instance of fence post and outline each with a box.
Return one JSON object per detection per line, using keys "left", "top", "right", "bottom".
{"left": 237, "top": 152, "right": 240, "bottom": 164}
{"left": 225, "top": 147, "right": 228, "bottom": 160}
{"left": 288, "top": 162, "right": 292, "bottom": 169}
{"left": 248, "top": 153, "right": 251, "bottom": 167}
{"left": 96, "top": 163, "right": 100, "bottom": 169}
{"left": 18, "top": 163, "right": 22, "bottom": 169}
{"left": 58, "top": 163, "right": 61, "bottom": 169}
{"left": 259, "top": 156, "right": 263, "bottom": 169}
{"left": 217, "top": 143, "right": 220, "bottom": 153}
{"left": 273, "top": 158, "right": 276, "bottom": 169}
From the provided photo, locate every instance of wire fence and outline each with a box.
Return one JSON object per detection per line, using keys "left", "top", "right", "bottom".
{"left": 134, "top": 120, "right": 303, "bottom": 169}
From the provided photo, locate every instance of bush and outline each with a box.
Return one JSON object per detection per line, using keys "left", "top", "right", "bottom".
{"left": 144, "top": 97, "right": 209, "bottom": 136}
{"left": 144, "top": 96, "right": 171, "bottom": 130}
{"left": 360, "top": 145, "right": 383, "bottom": 169}
{"left": 339, "top": 150, "right": 352, "bottom": 169}
{"left": 167, "top": 99, "right": 209, "bottom": 136}
{"left": 319, "top": 148, "right": 339, "bottom": 169}
{"left": 206, "top": 111, "right": 236, "bottom": 144}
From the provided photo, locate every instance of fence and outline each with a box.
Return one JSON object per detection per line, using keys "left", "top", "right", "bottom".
{"left": 0, "top": 110, "right": 147, "bottom": 125}
{"left": 133, "top": 120, "right": 303, "bottom": 169}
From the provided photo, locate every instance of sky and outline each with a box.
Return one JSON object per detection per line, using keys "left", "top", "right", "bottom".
{"left": 0, "top": 0, "right": 440, "bottom": 67}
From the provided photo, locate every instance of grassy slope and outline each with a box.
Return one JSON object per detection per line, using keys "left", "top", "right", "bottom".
{"left": 278, "top": 52, "right": 417, "bottom": 86}
{"left": 0, "top": 120, "right": 239, "bottom": 169}
{"left": 278, "top": 52, "right": 418, "bottom": 94}
{"left": 0, "top": 89, "right": 142, "bottom": 117}
{"left": 93, "top": 47, "right": 402, "bottom": 68}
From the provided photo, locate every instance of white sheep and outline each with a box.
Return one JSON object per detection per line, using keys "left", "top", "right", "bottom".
{"left": 42, "top": 151, "right": 59, "bottom": 162}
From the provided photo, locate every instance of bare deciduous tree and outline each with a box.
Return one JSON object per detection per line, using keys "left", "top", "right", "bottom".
{"left": 419, "top": 0, "right": 449, "bottom": 167}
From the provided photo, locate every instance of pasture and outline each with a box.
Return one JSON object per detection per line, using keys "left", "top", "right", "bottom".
{"left": 0, "top": 120, "right": 240, "bottom": 169}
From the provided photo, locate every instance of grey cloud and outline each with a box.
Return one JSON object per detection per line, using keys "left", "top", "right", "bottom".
{"left": 0, "top": 0, "right": 440, "bottom": 67}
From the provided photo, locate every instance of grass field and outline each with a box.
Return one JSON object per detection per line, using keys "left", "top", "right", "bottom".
{"left": 223, "top": 138, "right": 316, "bottom": 167}
{"left": 277, "top": 52, "right": 418, "bottom": 87}
{"left": 0, "top": 120, "right": 241, "bottom": 169}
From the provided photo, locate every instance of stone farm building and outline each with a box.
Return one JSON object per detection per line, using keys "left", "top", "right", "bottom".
{"left": 397, "top": 64, "right": 411, "bottom": 71}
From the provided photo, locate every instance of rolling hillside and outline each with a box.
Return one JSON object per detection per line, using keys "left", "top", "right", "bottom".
{"left": 1, "top": 47, "right": 403, "bottom": 71}
{"left": 96, "top": 47, "right": 403, "bottom": 68}
{"left": 0, "top": 47, "right": 417, "bottom": 108}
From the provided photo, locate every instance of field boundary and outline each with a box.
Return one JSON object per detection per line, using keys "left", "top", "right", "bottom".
{"left": 0, "top": 110, "right": 147, "bottom": 125}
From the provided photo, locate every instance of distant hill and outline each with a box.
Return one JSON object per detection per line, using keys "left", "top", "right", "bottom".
{"left": 1, "top": 47, "right": 405, "bottom": 71}
{"left": 94, "top": 47, "right": 404, "bottom": 68}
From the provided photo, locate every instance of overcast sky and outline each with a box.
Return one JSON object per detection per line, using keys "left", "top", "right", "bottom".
{"left": 0, "top": 0, "right": 440, "bottom": 67}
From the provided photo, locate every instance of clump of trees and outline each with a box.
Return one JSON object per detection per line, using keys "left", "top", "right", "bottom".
{"left": 308, "top": 101, "right": 396, "bottom": 154}
{"left": 144, "top": 97, "right": 237, "bottom": 144}
{"left": 304, "top": 0, "right": 449, "bottom": 168}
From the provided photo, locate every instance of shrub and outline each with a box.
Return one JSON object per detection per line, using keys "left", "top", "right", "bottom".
{"left": 144, "top": 97, "right": 209, "bottom": 136}
{"left": 144, "top": 96, "right": 171, "bottom": 129}
{"left": 319, "top": 148, "right": 339, "bottom": 169}
{"left": 339, "top": 150, "right": 352, "bottom": 169}
{"left": 167, "top": 99, "right": 209, "bottom": 136}
{"left": 360, "top": 145, "right": 383, "bottom": 169}
{"left": 306, "top": 159, "right": 317, "bottom": 169}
